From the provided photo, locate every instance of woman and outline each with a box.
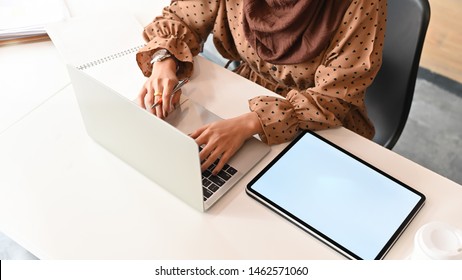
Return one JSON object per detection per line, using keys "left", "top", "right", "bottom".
{"left": 136, "top": 0, "right": 387, "bottom": 173}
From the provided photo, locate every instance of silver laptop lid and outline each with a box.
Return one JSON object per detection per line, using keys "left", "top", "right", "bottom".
{"left": 67, "top": 65, "right": 205, "bottom": 211}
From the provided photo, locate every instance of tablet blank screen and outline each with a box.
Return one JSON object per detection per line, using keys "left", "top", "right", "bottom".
{"left": 248, "top": 132, "right": 425, "bottom": 260}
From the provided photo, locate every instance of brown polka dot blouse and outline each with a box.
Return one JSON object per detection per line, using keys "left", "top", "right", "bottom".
{"left": 137, "top": 0, "right": 387, "bottom": 145}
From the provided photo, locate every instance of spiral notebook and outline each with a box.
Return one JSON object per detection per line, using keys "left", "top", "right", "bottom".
{"left": 46, "top": 13, "right": 147, "bottom": 100}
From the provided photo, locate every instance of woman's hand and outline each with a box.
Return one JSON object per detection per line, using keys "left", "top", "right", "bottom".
{"left": 137, "top": 57, "right": 180, "bottom": 118}
{"left": 190, "top": 112, "right": 264, "bottom": 174}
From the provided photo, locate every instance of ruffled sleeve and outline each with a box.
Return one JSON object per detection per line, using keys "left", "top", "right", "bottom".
{"left": 136, "top": 0, "right": 221, "bottom": 79}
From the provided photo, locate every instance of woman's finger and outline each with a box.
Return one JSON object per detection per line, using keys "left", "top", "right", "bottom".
{"left": 137, "top": 86, "right": 147, "bottom": 109}
{"left": 171, "top": 89, "right": 182, "bottom": 111}
{"left": 200, "top": 145, "right": 223, "bottom": 172}
{"left": 154, "top": 95, "right": 164, "bottom": 119}
{"left": 144, "top": 83, "right": 156, "bottom": 114}
{"left": 190, "top": 125, "right": 209, "bottom": 141}
{"left": 212, "top": 149, "right": 234, "bottom": 174}
{"left": 161, "top": 79, "right": 177, "bottom": 115}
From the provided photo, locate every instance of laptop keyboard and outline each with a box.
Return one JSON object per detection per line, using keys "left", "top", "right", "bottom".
{"left": 202, "top": 160, "right": 238, "bottom": 201}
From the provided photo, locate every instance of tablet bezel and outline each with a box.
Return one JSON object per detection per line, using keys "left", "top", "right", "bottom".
{"left": 246, "top": 131, "right": 426, "bottom": 260}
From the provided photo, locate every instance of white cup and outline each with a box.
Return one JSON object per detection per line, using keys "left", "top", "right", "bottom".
{"left": 410, "top": 221, "right": 462, "bottom": 260}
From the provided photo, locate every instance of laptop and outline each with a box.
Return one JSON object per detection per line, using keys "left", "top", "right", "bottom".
{"left": 67, "top": 65, "right": 270, "bottom": 212}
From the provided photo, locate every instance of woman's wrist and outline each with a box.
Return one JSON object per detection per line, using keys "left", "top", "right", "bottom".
{"left": 150, "top": 49, "right": 172, "bottom": 64}
{"left": 151, "top": 57, "right": 178, "bottom": 76}
{"left": 240, "top": 112, "right": 264, "bottom": 137}
{"left": 151, "top": 49, "right": 178, "bottom": 73}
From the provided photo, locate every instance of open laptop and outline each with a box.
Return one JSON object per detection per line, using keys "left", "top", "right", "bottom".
{"left": 67, "top": 65, "right": 270, "bottom": 212}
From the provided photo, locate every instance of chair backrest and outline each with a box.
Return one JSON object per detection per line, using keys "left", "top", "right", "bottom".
{"left": 365, "top": 0, "right": 431, "bottom": 149}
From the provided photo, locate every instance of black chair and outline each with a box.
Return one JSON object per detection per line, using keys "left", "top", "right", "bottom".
{"left": 365, "top": 0, "right": 431, "bottom": 149}
{"left": 200, "top": 0, "right": 431, "bottom": 149}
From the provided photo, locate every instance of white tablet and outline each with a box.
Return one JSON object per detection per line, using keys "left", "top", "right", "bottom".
{"left": 246, "top": 131, "right": 426, "bottom": 260}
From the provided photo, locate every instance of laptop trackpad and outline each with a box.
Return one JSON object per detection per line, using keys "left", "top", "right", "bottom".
{"left": 165, "top": 97, "right": 221, "bottom": 135}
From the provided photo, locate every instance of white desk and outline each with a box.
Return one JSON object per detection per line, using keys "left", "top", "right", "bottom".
{"left": 2, "top": 53, "right": 462, "bottom": 259}
{"left": 0, "top": 40, "right": 69, "bottom": 133}
{"left": 1, "top": 0, "right": 462, "bottom": 260}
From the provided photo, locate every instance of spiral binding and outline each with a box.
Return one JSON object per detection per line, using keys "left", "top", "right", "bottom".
{"left": 76, "top": 44, "right": 145, "bottom": 70}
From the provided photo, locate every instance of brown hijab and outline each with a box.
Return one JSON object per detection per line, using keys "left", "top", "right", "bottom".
{"left": 242, "top": 0, "right": 352, "bottom": 64}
